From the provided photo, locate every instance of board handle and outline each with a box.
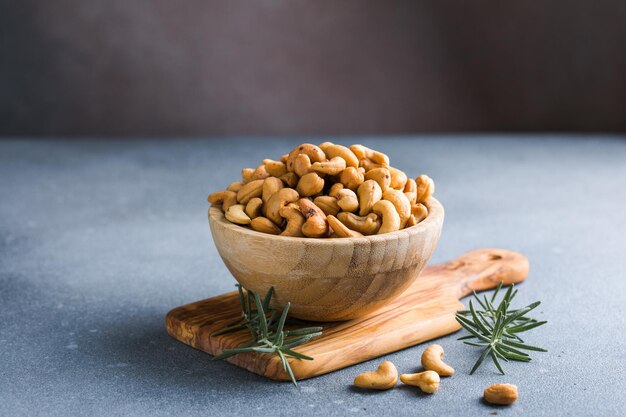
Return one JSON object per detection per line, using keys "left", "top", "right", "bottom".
{"left": 444, "top": 248, "right": 529, "bottom": 298}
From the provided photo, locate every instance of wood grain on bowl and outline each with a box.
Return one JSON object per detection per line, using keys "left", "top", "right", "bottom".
{"left": 208, "top": 197, "right": 444, "bottom": 321}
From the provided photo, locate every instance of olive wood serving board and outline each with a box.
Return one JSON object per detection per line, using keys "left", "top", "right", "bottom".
{"left": 165, "top": 248, "right": 528, "bottom": 381}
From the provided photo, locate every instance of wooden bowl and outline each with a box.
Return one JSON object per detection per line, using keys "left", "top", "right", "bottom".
{"left": 208, "top": 197, "right": 444, "bottom": 322}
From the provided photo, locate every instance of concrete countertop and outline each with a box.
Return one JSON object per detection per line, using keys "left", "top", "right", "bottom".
{"left": 1, "top": 135, "right": 625, "bottom": 416}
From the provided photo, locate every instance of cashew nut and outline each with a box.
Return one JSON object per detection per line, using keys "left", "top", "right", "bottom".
{"left": 337, "top": 212, "right": 381, "bottom": 235}
{"left": 236, "top": 179, "right": 265, "bottom": 204}
{"left": 353, "top": 360, "right": 398, "bottom": 390}
{"left": 297, "top": 198, "right": 328, "bottom": 238}
{"left": 208, "top": 190, "right": 238, "bottom": 211}
{"left": 400, "top": 371, "right": 440, "bottom": 394}
{"left": 415, "top": 174, "right": 435, "bottom": 203}
{"left": 335, "top": 189, "right": 359, "bottom": 212}
{"left": 388, "top": 166, "right": 408, "bottom": 190}
{"left": 227, "top": 181, "right": 243, "bottom": 192}
{"left": 405, "top": 214, "right": 417, "bottom": 227}
{"left": 327, "top": 215, "right": 363, "bottom": 238}
{"left": 296, "top": 172, "right": 325, "bottom": 197}
{"left": 357, "top": 179, "right": 383, "bottom": 216}
{"left": 338, "top": 167, "right": 364, "bottom": 191}
{"left": 404, "top": 177, "right": 417, "bottom": 204}
{"left": 364, "top": 167, "right": 391, "bottom": 192}
{"left": 411, "top": 202, "right": 428, "bottom": 223}
{"left": 293, "top": 153, "right": 313, "bottom": 177}
{"left": 280, "top": 153, "right": 289, "bottom": 163}
{"left": 250, "top": 216, "right": 281, "bottom": 235}
{"left": 328, "top": 182, "right": 344, "bottom": 198}
{"left": 279, "top": 172, "right": 299, "bottom": 188}
{"left": 312, "top": 156, "right": 346, "bottom": 175}
{"left": 421, "top": 344, "right": 454, "bottom": 376}
{"left": 372, "top": 200, "right": 401, "bottom": 234}
{"left": 359, "top": 159, "right": 387, "bottom": 172}
{"left": 313, "top": 196, "right": 340, "bottom": 216}
{"left": 263, "top": 159, "right": 288, "bottom": 177}
{"left": 245, "top": 197, "right": 263, "bottom": 219}
{"left": 484, "top": 383, "right": 518, "bottom": 405}
{"left": 279, "top": 204, "right": 305, "bottom": 237}
{"left": 286, "top": 143, "right": 326, "bottom": 172}
{"left": 241, "top": 168, "right": 255, "bottom": 183}
{"left": 224, "top": 204, "right": 251, "bottom": 225}
{"left": 252, "top": 164, "right": 270, "bottom": 181}
{"left": 266, "top": 188, "right": 300, "bottom": 225}
{"left": 319, "top": 142, "right": 359, "bottom": 168}
{"left": 262, "top": 177, "right": 284, "bottom": 204}
{"left": 349, "top": 144, "right": 389, "bottom": 166}
{"left": 382, "top": 189, "right": 412, "bottom": 228}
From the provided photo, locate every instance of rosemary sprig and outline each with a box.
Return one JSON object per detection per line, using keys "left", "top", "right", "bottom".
{"left": 455, "top": 282, "right": 547, "bottom": 375}
{"left": 212, "top": 285, "right": 323, "bottom": 386}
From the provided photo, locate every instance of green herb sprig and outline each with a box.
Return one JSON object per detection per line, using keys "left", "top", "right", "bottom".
{"left": 455, "top": 282, "right": 547, "bottom": 375}
{"left": 212, "top": 285, "right": 323, "bottom": 385}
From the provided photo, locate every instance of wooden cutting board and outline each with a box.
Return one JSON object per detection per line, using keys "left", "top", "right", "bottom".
{"left": 165, "top": 248, "right": 528, "bottom": 381}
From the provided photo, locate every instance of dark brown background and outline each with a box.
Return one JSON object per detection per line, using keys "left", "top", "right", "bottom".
{"left": 2, "top": 0, "right": 625, "bottom": 136}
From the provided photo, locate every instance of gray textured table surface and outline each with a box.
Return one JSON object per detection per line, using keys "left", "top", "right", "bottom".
{"left": 1, "top": 136, "right": 625, "bottom": 417}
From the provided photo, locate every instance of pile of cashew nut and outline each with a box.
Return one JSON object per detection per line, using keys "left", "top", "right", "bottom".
{"left": 208, "top": 142, "right": 435, "bottom": 237}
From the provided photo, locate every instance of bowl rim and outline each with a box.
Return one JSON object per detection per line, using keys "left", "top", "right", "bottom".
{"left": 209, "top": 197, "right": 444, "bottom": 244}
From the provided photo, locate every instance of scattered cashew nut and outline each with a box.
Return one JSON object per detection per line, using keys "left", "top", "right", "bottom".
{"left": 400, "top": 370, "right": 440, "bottom": 394}
{"left": 421, "top": 344, "right": 455, "bottom": 376}
{"left": 313, "top": 196, "right": 340, "bottom": 216}
{"left": 319, "top": 142, "right": 359, "bottom": 168}
{"left": 382, "top": 189, "right": 412, "bottom": 228}
{"left": 336, "top": 189, "right": 359, "bottom": 212}
{"left": 279, "top": 204, "right": 305, "bottom": 237}
{"left": 484, "top": 383, "right": 518, "bottom": 405}
{"left": 364, "top": 167, "right": 391, "bottom": 192}
{"left": 296, "top": 172, "right": 325, "bottom": 197}
{"left": 415, "top": 174, "right": 435, "bottom": 203}
{"left": 353, "top": 361, "right": 398, "bottom": 390}
{"left": 236, "top": 179, "right": 265, "bottom": 204}
{"left": 312, "top": 156, "right": 346, "bottom": 175}
{"left": 245, "top": 197, "right": 263, "bottom": 219}
{"left": 266, "top": 188, "right": 299, "bottom": 225}
{"left": 262, "top": 177, "right": 284, "bottom": 204}
{"left": 286, "top": 143, "right": 326, "bottom": 172}
{"left": 339, "top": 166, "right": 364, "bottom": 191}
{"left": 250, "top": 216, "right": 281, "bottom": 235}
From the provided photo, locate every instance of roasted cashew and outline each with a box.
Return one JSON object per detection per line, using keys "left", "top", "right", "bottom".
{"left": 411, "top": 202, "right": 428, "bottom": 223}
{"left": 349, "top": 144, "right": 389, "bottom": 166}
{"left": 328, "top": 182, "right": 344, "bottom": 198}
{"left": 359, "top": 159, "right": 388, "bottom": 172}
{"left": 421, "top": 344, "right": 454, "bottom": 376}
{"left": 382, "top": 189, "right": 412, "bottom": 228}
{"left": 262, "top": 177, "right": 284, "bottom": 204}
{"left": 357, "top": 180, "right": 383, "bottom": 216}
{"left": 339, "top": 167, "right": 365, "bottom": 191}
{"left": 364, "top": 167, "right": 391, "bottom": 192}
{"left": 484, "top": 384, "right": 518, "bottom": 405}
{"left": 227, "top": 181, "right": 243, "bottom": 192}
{"left": 279, "top": 204, "right": 305, "bottom": 237}
{"left": 286, "top": 143, "right": 326, "bottom": 172}
{"left": 241, "top": 168, "right": 255, "bottom": 183}
{"left": 403, "top": 178, "right": 417, "bottom": 203}
{"left": 245, "top": 197, "right": 263, "bottom": 219}
{"left": 236, "top": 179, "right": 265, "bottom": 204}
{"left": 280, "top": 153, "right": 289, "bottom": 163}
{"left": 405, "top": 214, "right": 417, "bottom": 227}
{"left": 296, "top": 172, "right": 325, "bottom": 197}
{"left": 353, "top": 361, "right": 398, "bottom": 390}
{"left": 252, "top": 164, "right": 270, "bottom": 181}
{"left": 263, "top": 159, "right": 288, "bottom": 177}
{"left": 279, "top": 172, "right": 299, "bottom": 188}
{"left": 337, "top": 212, "right": 381, "bottom": 235}
{"left": 400, "top": 371, "right": 440, "bottom": 394}
{"left": 250, "top": 216, "right": 281, "bottom": 235}
{"left": 293, "top": 153, "right": 313, "bottom": 177}
{"left": 388, "top": 166, "right": 407, "bottom": 190}
{"left": 319, "top": 142, "right": 359, "bottom": 168}
{"left": 297, "top": 198, "right": 328, "bottom": 238}
{"left": 225, "top": 204, "right": 251, "bottom": 225}
{"left": 312, "top": 156, "right": 347, "bottom": 175}
{"left": 208, "top": 190, "right": 238, "bottom": 211}
{"left": 266, "top": 188, "right": 300, "bottom": 225}
{"left": 415, "top": 174, "right": 435, "bottom": 203}
{"left": 327, "top": 215, "right": 363, "bottom": 238}
{"left": 313, "top": 196, "right": 340, "bottom": 216}
{"left": 336, "top": 189, "right": 359, "bottom": 212}
{"left": 372, "top": 200, "right": 401, "bottom": 234}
